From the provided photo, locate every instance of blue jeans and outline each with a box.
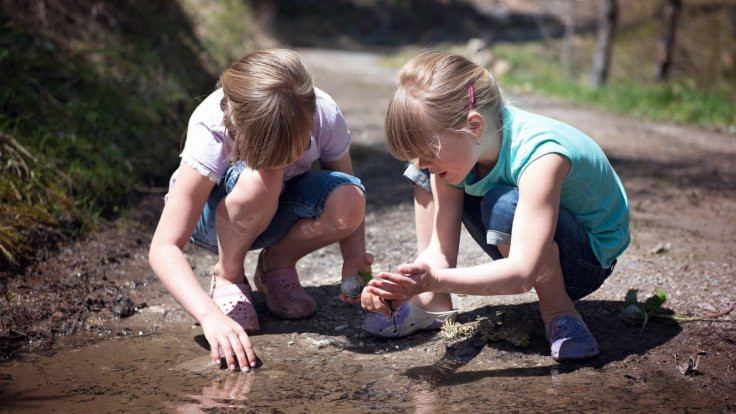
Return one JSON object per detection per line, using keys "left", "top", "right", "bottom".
{"left": 191, "top": 162, "right": 365, "bottom": 254}
{"left": 403, "top": 164, "right": 614, "bottom": 301}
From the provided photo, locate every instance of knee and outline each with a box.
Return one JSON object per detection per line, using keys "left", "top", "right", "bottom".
{"left": 220, "top": 183, "right": 279, "bottom": 225}
{"left": 324, "top": 184, "right": 365, "bottom": 231}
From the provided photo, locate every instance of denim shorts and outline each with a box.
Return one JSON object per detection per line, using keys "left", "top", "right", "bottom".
{"left": 403, "top": 164, "right": 614, "bottom": 301}
{"left": 191, "top": 162, "right": 365, "bottom": 253}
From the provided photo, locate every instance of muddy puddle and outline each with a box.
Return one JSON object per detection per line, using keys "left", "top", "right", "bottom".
{"left": 0, "top": 325, "right": 720, "bottom": 413}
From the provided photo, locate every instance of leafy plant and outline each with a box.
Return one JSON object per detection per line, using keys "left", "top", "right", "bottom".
{"left": 620, "top": 289, "right": 732, "bottom": 338}
{"left": 620, "top": 289, "right": 668, "bottom": 337}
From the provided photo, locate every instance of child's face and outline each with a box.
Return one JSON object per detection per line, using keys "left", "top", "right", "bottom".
{"left": 416, "top": 130, "right": 479, "bottom": 185}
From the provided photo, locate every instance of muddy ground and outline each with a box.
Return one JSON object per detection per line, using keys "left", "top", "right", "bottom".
{"left": 1, "top": 48, "right": 735, "bottom": 411}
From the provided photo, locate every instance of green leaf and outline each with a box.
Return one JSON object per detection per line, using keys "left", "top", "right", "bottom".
{"left": 358, "top": 270, "right": 372, "bottom": 285}
{"left": 643, "top": 290, "right": 667, "bottom": 313}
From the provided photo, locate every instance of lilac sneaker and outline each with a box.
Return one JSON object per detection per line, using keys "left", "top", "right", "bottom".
{"left": 546, "top": 315, "right": 599, "bottom": 362}
{"left": 361, "top": 302, "right": 457, "bottom": 338}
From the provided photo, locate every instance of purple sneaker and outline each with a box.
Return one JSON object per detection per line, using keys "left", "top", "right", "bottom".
{"left": 361, "top": 302, "right": 457, "bottom": 338}
{"left": 546, "top": 315, "right": 599, "bottom": 362}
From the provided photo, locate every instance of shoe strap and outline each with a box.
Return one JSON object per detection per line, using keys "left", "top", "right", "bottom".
{"left": 211, "top": 281, "right": 253, "bottom": 299}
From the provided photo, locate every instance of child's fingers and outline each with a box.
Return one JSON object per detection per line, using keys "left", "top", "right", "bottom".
{"left": 364, "top": 285, "right": 408, "bottom": 301}
{"left": 220, "top": 340, "right": 237, "bottom": 371}
{"left": 370, "top": 292, "right": 390, "bottom": 317}
{"left": 376, "top": 271, "right": 417, "bottom": 287}
{"left": 211, "top": 342, "right": 221, "bottom": 367}
{"left": 229, "top": 334, "right": 250, "bottom": 372}
{"left": 238, "top": 331, "right": 257, "bottom": 370}
{"left": 397, "top": 262, "right": 427, "bottom": 275}
{"left": 369, "top": 277, "right": 411, "bottom": 296}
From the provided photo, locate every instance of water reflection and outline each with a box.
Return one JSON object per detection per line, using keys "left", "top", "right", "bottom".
{"left": 174, "top": 372, "right": 254, "bottom": 413}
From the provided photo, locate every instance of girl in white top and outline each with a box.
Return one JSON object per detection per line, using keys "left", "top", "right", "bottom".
{"left": 149, "top": 49, "right": 371, "bottom": 372}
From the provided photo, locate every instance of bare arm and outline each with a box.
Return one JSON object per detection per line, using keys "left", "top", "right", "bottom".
{"left": 434, "top": 153, "right": 569, "bottom": 294}
{"left": 149, "top": 162, "right": 219, "bottom": 321}
{"left": 368, "top": 154, "right": 570, "bottom": 299}
{"left": 362, "top": 173, "right": 464, "bottom": 314}
{"left": 149, "top": 162, "right": 278, "bottom": 371}
{"left": 417, "top": 173, "right": 465, "bottom": 269}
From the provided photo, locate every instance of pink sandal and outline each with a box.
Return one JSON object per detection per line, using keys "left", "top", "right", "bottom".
{"left": 209, "top": 275, "right": 259, "bottom": 332}
{"left": 253, "top": 249, "right": 317, "bottom": 319}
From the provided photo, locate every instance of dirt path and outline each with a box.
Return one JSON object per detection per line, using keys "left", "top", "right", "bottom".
{"left": 1, "top": 48, "right": 734, "bottom": 412}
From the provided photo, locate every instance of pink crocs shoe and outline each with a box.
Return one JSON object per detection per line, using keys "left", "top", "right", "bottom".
{"left": 209, "top": 275, "right": 259, "bottom": 332}
{"left": 253, "top": 249, "right": 317, "bottom": 319}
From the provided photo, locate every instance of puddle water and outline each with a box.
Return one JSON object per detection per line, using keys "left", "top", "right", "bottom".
{"left": 0, "top": 328, "right": 718, "bottom": 413}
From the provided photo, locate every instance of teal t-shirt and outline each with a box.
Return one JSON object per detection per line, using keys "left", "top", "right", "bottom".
{"left": 459, "top": 105, "right": 630, "bottom": 268}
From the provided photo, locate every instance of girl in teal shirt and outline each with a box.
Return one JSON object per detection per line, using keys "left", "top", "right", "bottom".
{"left": 361, "top": 51, "right": 630, "bottom": 362}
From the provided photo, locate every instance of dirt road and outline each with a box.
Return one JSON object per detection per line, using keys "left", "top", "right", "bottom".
{"left": 1, "top": 48, "right": 734, "bottom": 412}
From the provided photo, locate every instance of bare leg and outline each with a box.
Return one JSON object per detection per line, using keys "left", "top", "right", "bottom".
{"left": 530, "top": 243, "right": 580, "bottom": 325}
{"left": 260, "top": 184, "right": 365, "bottom": 271}
{"left": 496, "top": 243, "right": 579, "bottom": 325}
{"left": 410, "top": 185, "right": 453, "bottom": 312}
{"left": 213, "top": 169, "right": 281, "bottom": 286}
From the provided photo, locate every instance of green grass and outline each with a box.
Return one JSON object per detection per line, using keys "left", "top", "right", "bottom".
{"left": 494, "top": 42, "right": 736, "bottom": 129}
{"left": 0, "top": 1, "right": 255, "bottom": 268}
{"left": 381, "top": 39, "right": 735, "bottom": 131}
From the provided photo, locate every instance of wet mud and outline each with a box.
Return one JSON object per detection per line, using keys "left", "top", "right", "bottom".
{"left": 1, "top": 320, "right": 728, "bottom": 413}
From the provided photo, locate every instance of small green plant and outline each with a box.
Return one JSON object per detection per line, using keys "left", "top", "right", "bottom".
{"left": 358, "top": 270, "right": 373, "bottom": 285}
{"left": 620, "top": 289, "right": 668, "bottom": 337}
{"left": 620, "top": 289, "right": 733, "bottom": 338}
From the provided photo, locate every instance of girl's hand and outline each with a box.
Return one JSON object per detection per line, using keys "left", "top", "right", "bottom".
{"left": 339, "top": 251, "right": 374, "bottom": 304}
{"left": 364, "top": 262, "right": 436, "bottom": 303}
{"left": 200, "top": 312, "right": 258, "bottom": 373}
{"left": 360, "top": 286, "right": 394, "bottom": 317}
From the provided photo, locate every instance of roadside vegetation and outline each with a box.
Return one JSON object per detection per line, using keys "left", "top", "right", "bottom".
{"left": 493, "top": 36, "right": 735, "bottom": 131}
{"left": 384, "top": 2, "right": 735, "bottom": 132}
{"left": 0, "top": 0, "right": 256, "bottom": 269}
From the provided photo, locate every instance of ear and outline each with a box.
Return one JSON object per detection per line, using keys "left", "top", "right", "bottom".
{"left": 466, "top": 112, "right": 485, "bottom": 141}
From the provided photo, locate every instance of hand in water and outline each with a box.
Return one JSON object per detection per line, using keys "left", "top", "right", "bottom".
{"left": 200, "top": 312, "right": 258, "bottom": 373}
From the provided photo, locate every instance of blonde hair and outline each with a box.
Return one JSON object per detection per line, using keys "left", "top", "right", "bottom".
{"left": 385, "top": 50, "right": 504, "bottom": 161}
{"left": 219, "top": 49, "right": 315, "bottom": 169}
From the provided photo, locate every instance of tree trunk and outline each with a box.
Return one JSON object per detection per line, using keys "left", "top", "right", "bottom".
{"left": 656, "top": 0, "right": 682, "bottom": 82}
{"left": 561, "top": 0, "right": 576, "bottom": 79}
{"left": 591, "top": 0, "right": 618, "bottom": 89}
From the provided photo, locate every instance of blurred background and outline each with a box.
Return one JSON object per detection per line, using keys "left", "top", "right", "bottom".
{"left": 1, "top": 0, "right": 734, "bottom": 269}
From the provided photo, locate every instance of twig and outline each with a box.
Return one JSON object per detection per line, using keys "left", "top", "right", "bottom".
{"left": 650, "top": 303, "right": 734, "bottom": 322}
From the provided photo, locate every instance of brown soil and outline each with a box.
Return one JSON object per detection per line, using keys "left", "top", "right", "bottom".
{"left": 1, "top": 48, "right": 734, "bottom": 411}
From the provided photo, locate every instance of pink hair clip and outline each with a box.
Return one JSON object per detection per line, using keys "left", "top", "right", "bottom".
{"left": 468, "top": 83, "right": 475, "bottom": 111}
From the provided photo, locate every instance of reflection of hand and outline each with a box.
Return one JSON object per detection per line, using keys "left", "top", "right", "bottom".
{"left": 200, "top": 311, "right": 258, "bottom": 372}
{"left": 339, "top": 251, "right": 374, "bottom": 304}
{"left": 175, "top": 372, "right": 255, "bottom": 412}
